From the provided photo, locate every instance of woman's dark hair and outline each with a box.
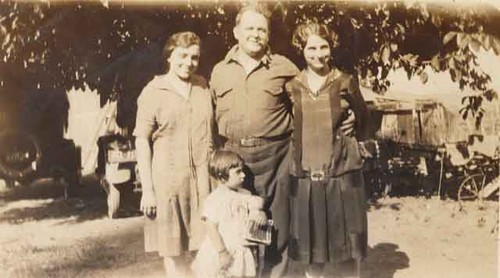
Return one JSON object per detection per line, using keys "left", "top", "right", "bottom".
{"left": 162, "top": 31, "right": 201, "bottom": 69}
{"left": 209, "top": 150, "right": 245, "bottom": 182}
{"left": 291, "top": 21, "right": 338, "bottom": 54}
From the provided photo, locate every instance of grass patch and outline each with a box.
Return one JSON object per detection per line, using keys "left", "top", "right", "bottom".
{"left": 1, "top": 235, "right": 143, "bottom": 278}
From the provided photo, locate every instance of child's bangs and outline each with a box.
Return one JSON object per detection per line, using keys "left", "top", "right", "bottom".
{"left": 227, "top": 155, "right": 244, "bottom": 170}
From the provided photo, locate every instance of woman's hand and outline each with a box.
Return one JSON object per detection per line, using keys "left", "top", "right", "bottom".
{"left": 340, "top": 109, "right": 356, "bottom": 136}
{"left": 358, "top": 141, "right": 373, "bottom": 159}
{"left": 135, "top": 137, "right": 156, "bottom": 218}
{"left": 140, "top": 189, "right": 157, "bottom": 219}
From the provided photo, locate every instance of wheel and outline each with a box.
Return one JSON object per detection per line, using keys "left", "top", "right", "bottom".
{"left": 107, "top": 183, "right": 120, "bottom": 219}
{"left": 0, "top": 130, "right": 41, "bottom": 181}
{"left": 458, "top": 174, "right": 485, "bottom": 207}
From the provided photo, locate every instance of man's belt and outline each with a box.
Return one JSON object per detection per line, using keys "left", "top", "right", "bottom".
{"left": 224, "top": 132, "right": 291, "bottom": 148}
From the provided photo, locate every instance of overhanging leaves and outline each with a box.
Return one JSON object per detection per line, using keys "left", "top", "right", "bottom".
{"left": 0, "top": 1, "right": 498, "bottom": 129}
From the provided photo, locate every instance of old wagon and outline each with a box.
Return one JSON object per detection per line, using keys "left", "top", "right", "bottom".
{"left": 361, "top": 89, "right": 500, "bottom": 201}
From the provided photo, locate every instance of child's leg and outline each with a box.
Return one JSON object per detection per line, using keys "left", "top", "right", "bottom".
{"left": 337, "top": 259, "right": 361, "bottom": 278}
{"left": 185, "top": 251, "right": 197, "bottom": 277}
{"left": 305, "top": 263, "right": 325, "bottom": 278}
{"left": 163, "top": 255, "right": 189, "bottom": 278}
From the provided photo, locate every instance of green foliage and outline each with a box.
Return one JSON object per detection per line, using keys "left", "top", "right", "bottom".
{"left": 1, "top": 1, "right": 499, "bottom": 127}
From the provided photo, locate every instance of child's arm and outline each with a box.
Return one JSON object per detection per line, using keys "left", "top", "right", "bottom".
{"left": 247, "top": 196, "right": 267, "bottom": 222}
{"left": 205, "top": 219, "right": 232, "bottom": 270}
{"left": 248, "top": 210, "right": 267, "bottom": 222}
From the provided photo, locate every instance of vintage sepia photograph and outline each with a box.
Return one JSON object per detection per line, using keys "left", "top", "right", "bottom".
{"left": 0, "top": 0, "right": 499, "bottom": 277}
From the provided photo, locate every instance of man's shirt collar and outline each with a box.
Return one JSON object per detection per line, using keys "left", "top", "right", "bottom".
{"left": 224, "top": 45, "right": 272, "bottom": 66}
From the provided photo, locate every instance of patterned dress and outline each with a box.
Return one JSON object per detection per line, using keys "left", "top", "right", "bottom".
{"left": 192, "top": 186, "right": 264, "bottom": 277}
{"left": 133, "top": 74, "right": 214, "bottom": 257}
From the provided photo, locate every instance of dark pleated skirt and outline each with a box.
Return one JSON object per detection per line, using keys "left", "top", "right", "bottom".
{"left": 289, "top": 170, "right": 368, "bottom": 264}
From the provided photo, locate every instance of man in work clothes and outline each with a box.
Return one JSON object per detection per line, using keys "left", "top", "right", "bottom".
{"left": 209, "top": 4, "right": 298, "bottom": 277}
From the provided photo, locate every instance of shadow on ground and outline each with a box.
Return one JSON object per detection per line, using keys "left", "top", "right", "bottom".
{"left": 0, "top": 174, "right": 125, "bottom": 224}
{"left": 364, "top": 243, "right": 410, "bottom": 278}
{"left": 368, "top": 200, "right": 402, "bottom": 211}
{"left": 286, "top": 242, "right": 409, "bottom": 278}
{"left": 1, "top": 215, "right": 163, "bottom": 278}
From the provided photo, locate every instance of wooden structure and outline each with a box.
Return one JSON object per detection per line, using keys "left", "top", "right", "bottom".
{"left": 361, "top": 88, "right": 499, "bottom": 147}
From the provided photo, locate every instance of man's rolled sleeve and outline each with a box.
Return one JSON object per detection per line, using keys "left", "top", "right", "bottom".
{"left": 347, "top": 76, "right": 370, "bottom": 141}
{"left": 133, "top": 88, "right": 157, "bottom": 139}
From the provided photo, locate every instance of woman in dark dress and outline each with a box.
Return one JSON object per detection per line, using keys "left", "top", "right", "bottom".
{"left": 287, "top": 22, "right": 371, "bottom": 278}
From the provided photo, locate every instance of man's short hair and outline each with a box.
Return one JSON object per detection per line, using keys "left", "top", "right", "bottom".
{"left": 235, "top": 3, "right": 272, "bottom": 26}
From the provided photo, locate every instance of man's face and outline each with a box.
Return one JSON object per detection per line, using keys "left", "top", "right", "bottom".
{"left": 233, "top": 10, "right": 269, "bottom": 58}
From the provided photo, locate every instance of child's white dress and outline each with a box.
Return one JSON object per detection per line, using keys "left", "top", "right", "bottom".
{"left": 192, "top": 186, "right": 264, "bottom": 278}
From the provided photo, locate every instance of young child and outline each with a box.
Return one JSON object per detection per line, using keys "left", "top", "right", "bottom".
{"left": 192, "top": 150, "right": 267, "bottom": 278}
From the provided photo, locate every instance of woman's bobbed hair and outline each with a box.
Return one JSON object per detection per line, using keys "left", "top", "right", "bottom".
{"left": 162, "top": 31, "right": 201, "bottom": 70}
{"left": 291, "top": 21, "right": 338, "bottom": 54}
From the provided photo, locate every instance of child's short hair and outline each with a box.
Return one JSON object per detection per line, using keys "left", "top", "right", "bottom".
{"left": 209, "top": 150, "right": 245, "bottom": 182}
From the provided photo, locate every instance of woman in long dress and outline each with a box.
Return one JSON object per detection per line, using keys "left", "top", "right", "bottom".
{"left": 287, "top": 22, "right": 371, "bottom": 278}
{"left": 134, "top": 31, "right": 214, "bottom": 277}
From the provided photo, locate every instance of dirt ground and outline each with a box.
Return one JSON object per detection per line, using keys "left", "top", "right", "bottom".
{"left": 0, "top": 176, "right": 497, "bottom": 278}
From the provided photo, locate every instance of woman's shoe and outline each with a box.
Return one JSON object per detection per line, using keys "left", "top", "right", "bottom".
{"left": 305, "top": 271, "right": 325, "bottom": 278}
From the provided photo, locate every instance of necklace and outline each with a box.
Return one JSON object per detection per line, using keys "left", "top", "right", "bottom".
{"left": 307, "top": 89, "right": 319, "bottom": 100}
{"left": 306, "top": 70, "right": 328, "bottom": 100}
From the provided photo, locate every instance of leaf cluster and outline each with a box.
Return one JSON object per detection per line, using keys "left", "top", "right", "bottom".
{"left": 1, "top": 1, "right": 498, "bottom": 128}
